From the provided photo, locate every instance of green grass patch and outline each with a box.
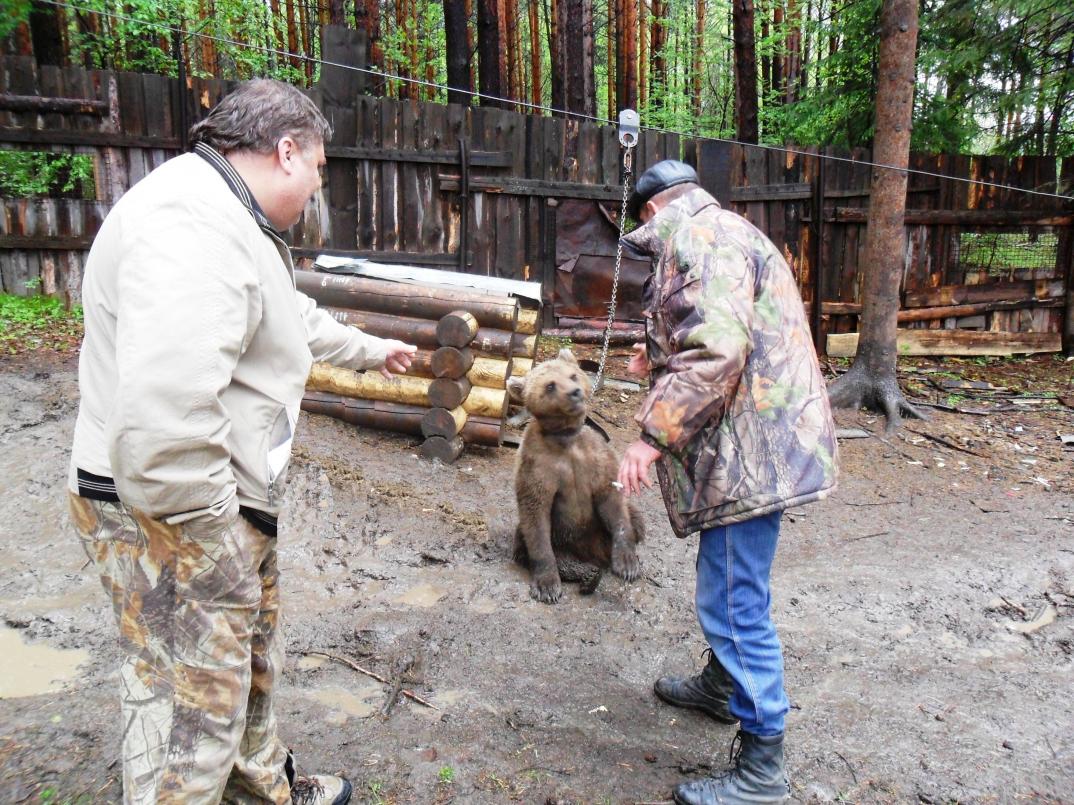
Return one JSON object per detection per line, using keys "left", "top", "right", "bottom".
{"left": 0, "top": 293, "right": 83, "bottom": 354}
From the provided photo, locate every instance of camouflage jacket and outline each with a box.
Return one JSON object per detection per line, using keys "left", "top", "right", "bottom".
{"left": 622, "top": 188, "right": 838, "bottom": 537}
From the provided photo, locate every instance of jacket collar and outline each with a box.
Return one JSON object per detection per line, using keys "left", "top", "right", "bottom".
{"left": 193, "top": 142, "right": 282, "bottom": 237}
{"left": 621, "top": 187, "right": 720, "bottom": 258}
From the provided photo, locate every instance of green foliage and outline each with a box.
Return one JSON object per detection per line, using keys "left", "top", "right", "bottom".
{"left": 437, "top": 765, "right": 455, "bottom": 784}
{"left": 0, "top": 152, "right": 96, "bottom": 198}
{"left": 0, "top": 292, "right": 84, "bottom": 354}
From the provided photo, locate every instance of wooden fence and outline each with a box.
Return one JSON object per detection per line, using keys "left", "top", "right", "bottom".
{"left": 2, "top": 35, "right": 1072, "bottom": 354}
{"left": 700, "top": 141, "right": 1074, "bottom": 353}
{"left": 0, "top": 40, "right": 680, "bottom": 321}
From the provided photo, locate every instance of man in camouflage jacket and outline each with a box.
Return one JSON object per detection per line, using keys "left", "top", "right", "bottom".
{"left": 617, "top": 161, "right": 837, "bottom": 805}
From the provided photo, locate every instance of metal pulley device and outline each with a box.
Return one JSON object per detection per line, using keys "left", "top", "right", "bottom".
{"left": 593, "top": 109, "right": 639, "bottom": 393}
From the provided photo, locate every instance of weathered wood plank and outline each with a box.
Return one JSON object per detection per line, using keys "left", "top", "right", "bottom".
{"left": 827, "top": 329, "right": 1062, "bottom": 357}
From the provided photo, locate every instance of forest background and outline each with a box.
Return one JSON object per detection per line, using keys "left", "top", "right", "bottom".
{"left": 1, "top": 0, "right": 1071, "bottom": 168}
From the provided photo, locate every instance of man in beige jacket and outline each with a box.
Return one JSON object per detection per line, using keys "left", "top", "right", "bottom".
{"left": 68, "top": 79, "right": 414, "bottom": 804}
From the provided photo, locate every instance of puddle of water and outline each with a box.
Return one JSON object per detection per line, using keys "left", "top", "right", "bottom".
{"left": 297, "top": 655, "right": 328, "bottom": 671}
{"left": 395, "top": 583, "right": 446, "bottom": 608}
{"left": 0, "top": 588, "right": 98, "bottom": 617}
{"left": 309, "top": 683, "right": 383, "bottom": 723}
{"left": 414, "top": 688, "right": 466, "bottom": 719}
{"left": 0, "top": 625, "right": 89, "bottom": 699}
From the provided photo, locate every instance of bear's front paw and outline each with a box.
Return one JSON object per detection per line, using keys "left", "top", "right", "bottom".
{"left": 611, "top": 546, "right": 641, "bottom": 582}
{"left": 530, "top": 574, "right": 563, "bottom": 604}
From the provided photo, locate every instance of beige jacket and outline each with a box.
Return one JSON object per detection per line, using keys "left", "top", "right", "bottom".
{"left": 69, "top": 150, "right": 389, "bottom": 521}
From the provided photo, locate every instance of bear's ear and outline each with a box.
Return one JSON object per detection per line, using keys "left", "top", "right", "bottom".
{"left": 557, "top": 348, "right": 578, "bottom": 366}
{"left": 506, "top": 376, "right": 526, "bottom": 403}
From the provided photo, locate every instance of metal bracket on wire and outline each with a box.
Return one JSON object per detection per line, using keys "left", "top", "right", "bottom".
{"left": 593, "top": 109, "right": 639, "bottom": 394}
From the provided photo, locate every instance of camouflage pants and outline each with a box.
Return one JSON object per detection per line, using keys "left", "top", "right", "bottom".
{"left": 69, "top": 492, "right": 292, "bottom": 805}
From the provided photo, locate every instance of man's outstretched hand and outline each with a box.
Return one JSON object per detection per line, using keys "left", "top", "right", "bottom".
{"left": 617, "top": 438, "right": 662, "bottom": 496}
{"left": 627, "top": 342, "right": 648, "bottom": 377}
{"left": 380, "top": 340, "right": 417, "bottom": 379}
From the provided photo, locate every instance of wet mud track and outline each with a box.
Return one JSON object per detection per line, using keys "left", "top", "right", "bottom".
{"left": 0, "top": 354, "right": 1072, "bottom": 803}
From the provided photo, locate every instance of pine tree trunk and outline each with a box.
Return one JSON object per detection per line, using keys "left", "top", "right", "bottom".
{"left": 650, "top": 0, "right": 666, "bottom": 108}
{"left": 784, "top": 0, "right": 800, "bottom": 103}
{"left": 558, "top": 0, "right": 596, "bottom": 115}
{"left": 478, "top": 0, "right": 505, "bottom": 105}
{"left": 360, "top": 0, "right": 383, "bottom": 74}
{"left": 771, "top": 2, "right": 783, "bottom": 102}
{"left": 827, "top": 0, "right": 923, "bottom": 430}
{"left": 608, "top": 0, "right": 617, "bottom": 119}
{"left": 445, "top": 0, "right": 473, "bottom": 103}
{"left": 639, "top": 0, "right": 648, "bottom": 108}
{"left": 530, "top": 0, "right": 543, "bottom": 106}
{"left": 760, "top": 0, "right": 771, "bottom": 102}
{"left": 549, "top": 0, "right": 564, "bottom": 108}
{"left": 692, "top": 0, "right": 704, "bottom": 118}
{"left": 29, "top": 1, "right": 65, "bottom": 65}
{"left": 731, "top": 0, "right": 759, "bottom": 143}
{"left": 623, "top": 0, "right": 637, "bottom": 111}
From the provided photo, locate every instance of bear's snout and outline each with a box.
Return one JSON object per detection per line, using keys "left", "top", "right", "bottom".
{"left": 568, "top": 387, "right": 584, "bottom": 402}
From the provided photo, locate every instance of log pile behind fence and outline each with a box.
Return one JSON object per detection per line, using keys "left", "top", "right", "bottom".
{"left": 298, "top": 269, "right": 538, "bottom": 461}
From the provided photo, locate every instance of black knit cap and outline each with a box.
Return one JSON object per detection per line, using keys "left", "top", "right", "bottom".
{"left": 627, "top": 159, "right": 700, "bottom": 220}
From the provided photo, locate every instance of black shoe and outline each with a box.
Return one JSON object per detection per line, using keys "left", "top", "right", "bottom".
{"left": 654, "top": 648, "right": 738, "bottom": 724}
{"left": 673, "top": 731, "right": 790, "bottom": 805}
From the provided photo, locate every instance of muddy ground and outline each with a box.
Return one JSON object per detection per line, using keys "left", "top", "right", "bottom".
{"left": 0, "top": 347, "right": 1072, "bottom": 804}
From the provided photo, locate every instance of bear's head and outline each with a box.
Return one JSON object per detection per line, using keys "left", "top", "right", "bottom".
{"left": 507, "top": 348, "right": 591, "bottom": 428}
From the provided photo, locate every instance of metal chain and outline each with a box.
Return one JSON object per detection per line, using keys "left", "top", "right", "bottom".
{"left": 593, "top": 145, "right": 635, "bottom": 394}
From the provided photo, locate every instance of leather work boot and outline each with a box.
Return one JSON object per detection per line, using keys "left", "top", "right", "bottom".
{"left": 290, "top": 774, "right": 353, "bottom": 805}
{"left": 654, "top": 649, "right": 738, "bottom": 724}
{"left": 673, "top": 731, "right": 790, "bottom": 805}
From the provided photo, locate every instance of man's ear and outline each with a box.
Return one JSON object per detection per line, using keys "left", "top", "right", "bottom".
{"left": 506, "top": 376, "right": 526, "bottom": 403}
{"left": 557, "top": 348, "right": 578, "bottom": 366}
{"left": 643, "top": 199, "right": 660, "bottom": 221}
{"left": 276, "top": 136, "right": 297, "bottom": 174}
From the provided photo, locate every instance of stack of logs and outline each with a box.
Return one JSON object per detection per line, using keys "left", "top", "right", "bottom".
{"left": 298, "top": 270, "right": 538, "bottom": 463}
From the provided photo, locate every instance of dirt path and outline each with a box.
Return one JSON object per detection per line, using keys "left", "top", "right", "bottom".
{"left": 0, "top": 352, "right": 1071, "bottom": 804}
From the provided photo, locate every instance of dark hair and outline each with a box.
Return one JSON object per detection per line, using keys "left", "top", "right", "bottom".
{"left": 189, "top": 79, "right": 332, "bottom": 154}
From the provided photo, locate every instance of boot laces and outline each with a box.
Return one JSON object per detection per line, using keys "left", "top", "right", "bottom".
{"left": 291, "top": 776, "right": 326, "bottom": 805}
{"left": 709, "top": 731, "right": 745, "bottom": 784}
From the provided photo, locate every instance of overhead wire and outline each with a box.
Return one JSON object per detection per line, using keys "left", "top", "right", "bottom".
{"left": 33, "top": 0, "right": 1074, "bottom": 201}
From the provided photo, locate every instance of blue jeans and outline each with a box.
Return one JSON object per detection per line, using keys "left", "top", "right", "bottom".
{"left": 695, "top": 511, "right": 788, "bottom": 736}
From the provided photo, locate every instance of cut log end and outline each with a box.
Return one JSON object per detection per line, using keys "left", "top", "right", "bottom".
{"left": 431, "top": 346, "right": 475, "bottom": 378}
{"left": 421, "top": 406, "right": 468, "bottom": 439}
{"left": 420, "top": 435, "right": 466, "bottom": 463}
{"left": 428, "top": 377, "right": 473, "bottom": 409}
{"left": 436, "top": 310, "right": 480, "bottom": 348}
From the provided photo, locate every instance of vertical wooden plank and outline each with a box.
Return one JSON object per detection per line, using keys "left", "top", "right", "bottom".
{"left": 494, "top": 108, "right": 523, "bottom": 279}
{"left": 467, "top": 106, "right": 491, "bottom": 276}
{"left": 379, "top": 97, "right": 401, "bottom": 252}
{"left": 443, "top": 102, "right": 467, "bottom": 257}
{"left": 355, "top": 95, "right": 377, "bottom": 250}
{"left": 399, "top": 99, "right": 422, "bottom": 253}
{"left": 118, "top": 72, "right": 149, "bottom": 187}
{"left": 418, "top": 100, "right": 447, "bottom": 252}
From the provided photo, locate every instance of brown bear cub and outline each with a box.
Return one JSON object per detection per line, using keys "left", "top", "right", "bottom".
{"left": 506, "top": 349, "right": 644, "bottom": 604}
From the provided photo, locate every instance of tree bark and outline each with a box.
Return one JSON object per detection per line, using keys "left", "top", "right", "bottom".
{"left": 731, "top": 0, "right": 759, "bottom": 143}
{"left": 608, "top": 0, "right": 617, "bottom": 119}
{"left": 616, "top": 0, "right": 638, "bottom": 112}
{"left": 639, "top": 0, "right": 648, "bottom": 108}
{"left": 478, "top": 0, "right": 505, "bottom": 105}
{"left": 548, "top": 0, "right": 564, "bottom": 109}
{"left": 650, "top": 0, "right": 666, "bottom": 109}
{"left": 355, "top": 0, "right": 383, "bottom": 75}
{"left": 557, "top": 0, "right": 597, "bottom": 115}
{"left": 692, "top": 0, "right": 704, "bottom": 118}
{"left": 29, "top": 1, "right": 66, "bottom": 65}
{"left": 827, "top": 0, "right": 923, "bottom": 430}
{"left": 529, "top": 0, "right": 543, "bottom": 106}
{"left": 445, "top": 0, "right": 474, "bottom": 103}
